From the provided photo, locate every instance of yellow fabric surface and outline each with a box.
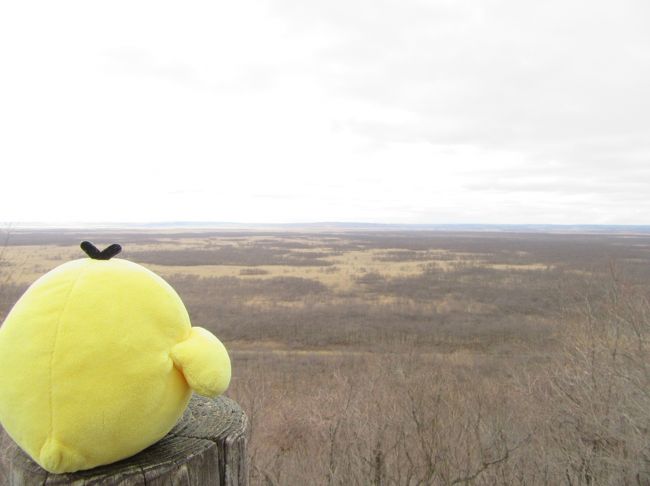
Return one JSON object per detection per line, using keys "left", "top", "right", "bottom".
{"left": 171, "top": 327, "right": 231, "bottom": 397}
{"left": 0, "top": 258, "right": 231, "bottom": 474}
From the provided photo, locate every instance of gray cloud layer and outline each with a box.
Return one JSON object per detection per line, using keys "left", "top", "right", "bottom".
{"left": 271, "top": 1, "right": 650, "bottom": 172}
{"left": 2, "top": 0, "right": 648, "bottom": 223}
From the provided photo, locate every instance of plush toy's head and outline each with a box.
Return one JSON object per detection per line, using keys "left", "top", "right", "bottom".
{"left": 0, "top": 242, "right": 231, "bottom": 473}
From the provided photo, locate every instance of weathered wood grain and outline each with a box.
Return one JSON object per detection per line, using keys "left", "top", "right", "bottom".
{"left": 1, "top": 395, "right": 248, "bottom": 485}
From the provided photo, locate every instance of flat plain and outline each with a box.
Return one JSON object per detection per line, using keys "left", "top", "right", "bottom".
{"left": 2, "top": 228, "right": 650, "bottom": 484}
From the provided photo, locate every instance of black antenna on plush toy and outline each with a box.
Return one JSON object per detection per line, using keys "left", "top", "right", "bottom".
{"left": 80, "top": 241, "right": 122, "bottom": 260}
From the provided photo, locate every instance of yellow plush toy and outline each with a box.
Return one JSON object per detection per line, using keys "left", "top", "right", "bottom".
{"left": 0, "top": 242, "right": 231, "bottom": 473}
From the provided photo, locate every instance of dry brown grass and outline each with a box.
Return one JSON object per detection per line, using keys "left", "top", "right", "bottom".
{"left": 2, "top": 229, "right": 650, "bottom": 483}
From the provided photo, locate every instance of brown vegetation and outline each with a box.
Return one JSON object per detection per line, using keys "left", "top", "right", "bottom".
{"left": 2, "top": 229, "right": 650, "bottom": 484}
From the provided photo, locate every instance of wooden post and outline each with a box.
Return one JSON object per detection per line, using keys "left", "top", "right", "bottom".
{"left": 1, "top": 395, "right": 248, "bottom": 485}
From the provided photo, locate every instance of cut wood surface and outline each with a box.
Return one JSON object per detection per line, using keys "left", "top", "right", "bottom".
{"left": 1, "top": 395, "right": 248, "bottom": 485}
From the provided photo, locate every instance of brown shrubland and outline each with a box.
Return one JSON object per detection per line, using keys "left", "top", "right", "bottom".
{"left": 1, "top": 230, "right": 650, "bottom": 484}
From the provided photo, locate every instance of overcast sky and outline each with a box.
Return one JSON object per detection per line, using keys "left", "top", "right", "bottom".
{"left": 1, "top": 1, "right": 649, "bottom": 224}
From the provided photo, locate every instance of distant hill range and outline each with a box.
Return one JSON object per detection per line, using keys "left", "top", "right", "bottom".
{"left": 4, "top": 222, "right": 650, "bottom": 234}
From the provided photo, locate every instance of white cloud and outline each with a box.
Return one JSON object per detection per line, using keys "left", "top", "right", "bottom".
{"left": 0, "top": 0, "right": 648, "bottom": 224}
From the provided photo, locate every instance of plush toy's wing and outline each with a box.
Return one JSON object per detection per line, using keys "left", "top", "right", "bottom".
{"left": 171, "top": 327, "right": 231, "bottom": 397}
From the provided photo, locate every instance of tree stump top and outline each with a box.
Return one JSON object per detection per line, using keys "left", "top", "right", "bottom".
{"left": 2, "top": 395, "right": 248, "bottom": 485}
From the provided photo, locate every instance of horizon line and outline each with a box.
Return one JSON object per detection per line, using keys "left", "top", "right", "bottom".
{"left": 2, "top": 221, "right": 650, "bottom": 231}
